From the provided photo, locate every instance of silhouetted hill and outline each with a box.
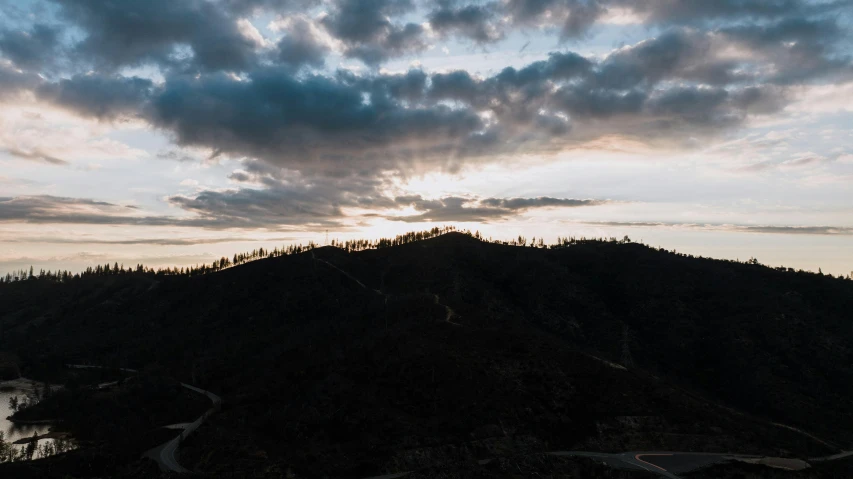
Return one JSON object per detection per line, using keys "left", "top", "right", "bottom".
{"left": 1, "top": 232, "right": 852, "bottom": 477}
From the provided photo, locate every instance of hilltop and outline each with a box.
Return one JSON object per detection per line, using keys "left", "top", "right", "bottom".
{"left": 1, "top": 232, "right": 852, "bottom": 477}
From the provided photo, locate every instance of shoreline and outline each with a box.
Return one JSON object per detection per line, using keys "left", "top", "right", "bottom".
{"left": 6, "top": 417, "right": 59, "bottom": 425}
{"left": 11, "top": 431, "right": 71, "bottom": 444}
{"left": 0, "top": 377, "right": 59, "bottom": 393}
{"left": 2, "top": 377, "right": 62, "bottom": 426}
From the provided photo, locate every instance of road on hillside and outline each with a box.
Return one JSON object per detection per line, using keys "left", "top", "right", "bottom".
{"left": 145, "top": 382, "right": 222, "bottom": 472}
{"left": 67, "top": 364, "right": 221, "bottom": 474}
{"left": 548, "top": 451, "right": 772, "bottom": 479}
{"left": 361, "top": 450, "right": 813, "bottom": 479}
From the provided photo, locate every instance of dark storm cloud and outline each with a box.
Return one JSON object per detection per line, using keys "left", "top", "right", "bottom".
{"left": 130, "top": 22, "right": 843, "bottom": 174}
{"left": 321, "top": 0, "right": 428, "bottom": 65}
{"left": 0, "top": 63, "right": 42, "bottom": 100}
{"left": 322, "top": 0, "right": 415, "bottom": 43}
{"left": 427, "top": 0, "right": 850, "bottom": 43}
{"left": 721, "top": 17, "right": 852, "bottom": 84}
{"left": 592, "top": 29, "right": 762, "bottom": 90}
{"left": 556, "top": 87, "right": 646, "bottom": 118}
{"left": 419, "top": 0, "right": 853, "bottom": 50}
{"left": 222, "top": 0, "right": 320, "bottom": 15}
{"left": 0, "top": 24, "right": 62, "bottom": 70}
{"left": 429, "top": 1, "right": 504, "bottom": 43}
{"left": 6, "top": 0, "right": 843, "bottom": 76}
{"left": 37, "top": 74, "right": 153, "bottom": 120}
{"left": 372, "top": 69, "right": 429, "bottom": 104}
{"left": 52, "top": 0, "right": 260, "bottom": 71}
{"left": 10, "top": 7, "right": 844, "bottom": 179}
{"left": 503, "top": 0, "right": 606, "bottom": 37}
{"left": 646, "top": 86, "right": 734, "bottom": 127}
{"left": 2, "top": 0, "right": 848, "bottom": 189}
{"left": 147, "top": 67, "right": 485, "bottom": 173}
{"left": 275, "top": 17, "right": 330, "bottom": 69}
{"left": 345, "top": 23, "right": 428, "bottom": 67}
{"left": 392, "top": 195, "right": 608, "bottom": 222}
{"left": 228, "top": 170, "right": 253, "bottom": 182}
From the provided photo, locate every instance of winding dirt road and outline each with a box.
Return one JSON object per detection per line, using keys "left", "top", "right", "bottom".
{"left": 67, "top": 364, "right": 221, "bottom": 473}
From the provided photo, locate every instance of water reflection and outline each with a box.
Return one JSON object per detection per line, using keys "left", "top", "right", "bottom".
{"left": 1, "top": 380, "right": 74, "bottom": 460}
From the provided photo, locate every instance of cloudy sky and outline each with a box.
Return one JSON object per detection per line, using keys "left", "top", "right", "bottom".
{"left": 1, "top": 0, "right": 852, "bottom": 276}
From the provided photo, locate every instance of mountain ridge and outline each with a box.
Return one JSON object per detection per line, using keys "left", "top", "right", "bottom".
{"left": 1, "top": 232, "right": 852, "bottom": 477}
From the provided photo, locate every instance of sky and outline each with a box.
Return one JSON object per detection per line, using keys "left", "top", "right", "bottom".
{"left": 1, "top": 0, "right": 852, "bottom": 276}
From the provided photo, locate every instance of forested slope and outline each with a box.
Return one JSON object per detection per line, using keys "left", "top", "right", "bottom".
{"left": 1, "top": 232, "right": 852, "bottom": 477}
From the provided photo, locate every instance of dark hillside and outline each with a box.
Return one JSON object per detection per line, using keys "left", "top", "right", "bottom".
{"left": 1, "top": 232, "right": 852, "bottom": 477}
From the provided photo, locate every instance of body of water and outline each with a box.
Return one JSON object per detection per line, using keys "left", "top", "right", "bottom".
{"left": 0, "top": 379, "right": 70, "bottom": 459}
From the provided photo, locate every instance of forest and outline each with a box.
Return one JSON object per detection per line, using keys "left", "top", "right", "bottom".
{"left": 1, "top": 229, "right": 852, "bottom": 477}
{"left": 3, "top": 226, "right": 851, "bottom": 285}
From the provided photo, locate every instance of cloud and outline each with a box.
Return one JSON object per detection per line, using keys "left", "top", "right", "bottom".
{"left": 481, "top": 197, "right": 607, "bottom": 209}
{"left": 721, "top": 17, "right": 851, "bottom": 85}
{"left": 1, "top": 236, "right": 297, "bottom": 246}
{"left": 223, "top": 0, "right": 320, "bottom": 15}
{"left": 616, "top": 0, "right": 848, "bottom": 27}
{"left": 583, "top": 221, "right": 853, "bottom": 236}
{"left": 0, "top": 194, "right": 273, "bottom": 229}
{"left": 1, "top": 185, "right": 373, "bottom": 230}
{"left": 2, "top": 147, "right": 68, "bottom": 166}
{"left": 391, "top": 195, "right": 608, "bottom": 222}
{"left": 738, "top": 225, "right": 853, "bottom": 235}
{"left": 0, "top": 0, "right": 850, "bottom": 237}
{"left": 502, "top": 0, "right": 606, "bottom": 38}
{"left": 6, "top": 11, "right": 842, "bottom": 186}
{"left": 56, "top": 25, "right": 829, "bottom": 177}
{"left": 146, "top": 67, "right": 485, "bottom": 174}
{"left": 157, "top": 150, "right": 200, "bottom": 163}
{"left": 0, "top": 186, "right": 611, "bottom": 231}
{"left": 0, "top": 195, "right": 165, "bottom": 225}
{"left": 0, "top": 62, "right": 42, "bottom": 100}
{"left": 274, "top": 16, "right": 332, "bottom": 69}
{"left": 228, "top": 170, "right": 253, "bottom": 182}
{"left": 438, "top": 0, "right": 852, "bottom": 42}
{"left": 53, "top": 0, "right": 261, "bottom": 71}
{"left": 0, "top": 23, "right": 63, "bottom": 71}
{"left": 11, "top": 0, "right": 845, "bottom": 78}
{"left": 428, "top": 1, "right": 504, "bottom": 43}
{"left": 321, "top": 0, "right": 428, "bottom": 66}
{"left": 166, "top": 167, "right": 397, "bottom": 228}
{"left": 37, "top": 74, "right": 153, "bottom": 120}
{"left": 0, "top": 193, "right": 316, "bottom": 229}
{"left": 0, "top": 102, "right": 149, "bottom": 167}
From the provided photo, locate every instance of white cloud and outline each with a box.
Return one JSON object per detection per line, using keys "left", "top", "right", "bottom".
{"left": 0, "top": 100, "right": 148, "bottom": 165}
{"left": 788, "top": 82, "right": 853, "bottom": 114}
{"left": 599, "top": 7, "right": 648, "bottom": 25}
{"left": 237, "top": 18, "right": 269, "bottom": 48}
